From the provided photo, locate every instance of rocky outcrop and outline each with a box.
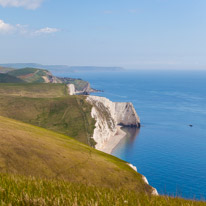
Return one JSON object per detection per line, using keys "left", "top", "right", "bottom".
{"left": 67, "top": 84, "right": 76, "bottom": 95}
{"left": 83, "top": 83, "right": 99, "bottom": 94}
{"left": 75, "top": 82, "right": 99, "bottom": 95}
{"left": 142, "top": 175, "right": 159, "bottom": 196}
{"left": 151, "top": 188, "right": 159, "bottom": 196}
{"left": 127, "top": 163, "right": 138, "bottom": 172}
{"left": 58, "top": 77, "right": 99, "bottom": 94}
{"left": 86, "top": 96, "right": 140, "bottom": 152}
{"left": 129, "top": 164, "right": 159, "bottom": 196}
{"left": 115, "top": 102, "right": 140, "bottom": 127}
{"left": 43, "top": 71, "right": 62, "bottom": 83}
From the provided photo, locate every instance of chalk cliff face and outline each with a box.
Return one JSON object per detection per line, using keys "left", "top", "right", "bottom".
{"left": 78, "top": 82, "right": 97, "bottom": 94}
{"left": 86, "top": 96, "right": 140, "bottom": 152}
{"left": 115, "top": 102, "right": 140, "bottom": 127}
{"left": 87, "top": 95, "right": 159, "bottom": 196}
{"left": 66, "top": 81, "right": 98, "bottom": 95}
{"left": 67, "top": 84, "right": 76, "bottom": 95}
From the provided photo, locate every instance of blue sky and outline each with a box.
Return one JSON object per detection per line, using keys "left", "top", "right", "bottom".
{"left": 0, "top": 0, "right": 206, "bottom": 69}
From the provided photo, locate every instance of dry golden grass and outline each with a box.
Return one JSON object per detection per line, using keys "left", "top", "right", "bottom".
{"left": 0, "top": 173, "right": 205, "bottom": 206}
{"left": 0, "top": 116, "right": 152, "bottom": 194}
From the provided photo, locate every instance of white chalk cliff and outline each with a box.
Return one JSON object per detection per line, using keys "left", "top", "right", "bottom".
{"left": 67, "top": 84, "right": 76, "bottom": 95}
{"left": 87, "top": 95, "right": 158, "bottom": 196}
{"left": 86, "top": 96, "right": 140, "bottom": 153}
{"left": 128, "top": 163, "right": 158, "bottom": 196}
{"left": 67, "top": 82, "right": 98, "bottom": 95}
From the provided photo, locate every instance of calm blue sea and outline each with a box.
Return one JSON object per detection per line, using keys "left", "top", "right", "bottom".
{"left": 56, "top": 70, "right": 206, "bottom": 200}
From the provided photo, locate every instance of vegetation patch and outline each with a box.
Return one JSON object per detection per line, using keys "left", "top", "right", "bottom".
{"left": 8, "top": 68, "right": 49, "bottom": 83}
{"left": 0, "top": 83, "right": 68, "bottom": 98}
{"left": 0, "top": 94, "right": 94, "bottom": 145}
{"left": 0, "top": 116, "right": 152, "bottom": 194}
{"left": 0, "top": 66, "right": 14, "bottom": 73}
{"left": 0, "top": 74, "right": 25, "bottom": 83}
{"left": 0, "top": 174, "right": 205, "bottom": 206}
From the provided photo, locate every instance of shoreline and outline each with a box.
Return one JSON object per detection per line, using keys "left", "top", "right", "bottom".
{"left": 100, "top": 126, "right": 159, "bottom": 196}
{"left": 100, "top": 126, "right": 127, "bottom": 154}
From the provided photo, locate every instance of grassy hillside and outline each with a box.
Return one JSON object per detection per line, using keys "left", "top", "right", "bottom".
{"left": 0, "top": 83, "right": 68, "bottom": 98}
{"left": 1, "top": 116, "right": 205, "bottom": 205}
{"left": 0, "top": 95, "right": 95, "bottom": 145}
{"left": 0, "top": 66, "right": 14, "bottom": 73}
{"left": 0, "top": 74, "right": 25, "bottom": 83}
{"left": 8, "top": 68, "right": 51, "bottom": 83}
{"left": 0, "top": 84, "right": 204, "bottom": 205}
{"left": 1, "top": 174, "right": 205, "bottom": 206}
{"left": 0, "top": 116, "right": 152, "bottom": 193}
{"left": 5, "top": 67, "right": 93, "bottom": 92}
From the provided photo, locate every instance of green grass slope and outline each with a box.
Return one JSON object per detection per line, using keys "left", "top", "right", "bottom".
{"left": 8, "top": 68, "right": 51, "bottom": 83}
{"left": 0, "top": 93, "right": 95, "bottom": 145}
{"left": 0, "top": 174, "right": 205, "bottom": 206}
{"left": 0, "top": 83, "right": 68, "bottom": 98}
{"left": 0, "top": 66, "right": 14, "bottom": 73}
{"left": 0, "top": 74, "right": 24, "bottom": 83}
{"left": 0, "top": 116, "right": 152, "bottom": 194}
{"left": 6, "top": 68, "right": 91, "bottom": 92}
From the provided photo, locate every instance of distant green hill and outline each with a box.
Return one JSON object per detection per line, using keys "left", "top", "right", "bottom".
{"left": 0, "top": 66, "right": 14, "bottom": 73}
{"left": 0, "top": 74, "right": 25, "bottom": 83}
{"left": 0, "top": 63, "right": 125, "bottom": 72}
{"left": 4, "top": 67, "right": 94, "bottom": 92}
{"left": 7, "top": 67, "right": 61, "bottom": 83}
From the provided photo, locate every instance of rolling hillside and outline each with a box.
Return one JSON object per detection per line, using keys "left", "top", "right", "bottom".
{"left": 0, "top": 74, "right": 25, "bottom": 83}
{"left": 0, "top": 116, "right": 151, "bottom": 192}
{"left": 7, "top": 67, "right": 61, "bottom": 83}
{"left": 0, "top": 83, "right": 68, "bottom": 98}
{"left": 2, "top": 67, "right": 95, "bottom": 92}
{"left": 0, "top": 66, "right": 14, "bottom": 73}
{"left": 0, "top": 83, "right": 95, "bottom": 145}
{"left": 0, "top": 78, "right": 205, "bottom": 205}
{"left": 0, "top": 116, "right": 205, "bottom": 205}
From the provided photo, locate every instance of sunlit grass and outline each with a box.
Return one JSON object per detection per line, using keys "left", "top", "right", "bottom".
{"left": 0, "top": 174, "right": 205, "bottom": 206}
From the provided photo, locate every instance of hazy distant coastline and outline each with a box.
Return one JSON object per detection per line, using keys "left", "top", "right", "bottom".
{"left": 0, "top": 63, "right": 125, "bottom": 73}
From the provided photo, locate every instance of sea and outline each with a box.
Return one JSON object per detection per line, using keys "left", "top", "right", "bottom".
{"left": 56, "top": 70, "right": 206, "bottom": 200}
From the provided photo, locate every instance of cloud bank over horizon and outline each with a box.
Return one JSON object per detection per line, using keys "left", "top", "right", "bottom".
{"left": 0, "top": 0, "right": 44, "bottom": 9}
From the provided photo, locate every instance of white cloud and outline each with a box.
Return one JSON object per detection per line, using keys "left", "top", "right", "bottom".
{"left": 0, "top": 19, "right": 59, "bottom": 36}
{"left": 34, "top": 27, "right": 59, "bottom": 35}
{"left": 0, "top": 19, "right": 15, "bottom": 33}
{"left": 0, "top": 0, "right": 44, "bottom": 9}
